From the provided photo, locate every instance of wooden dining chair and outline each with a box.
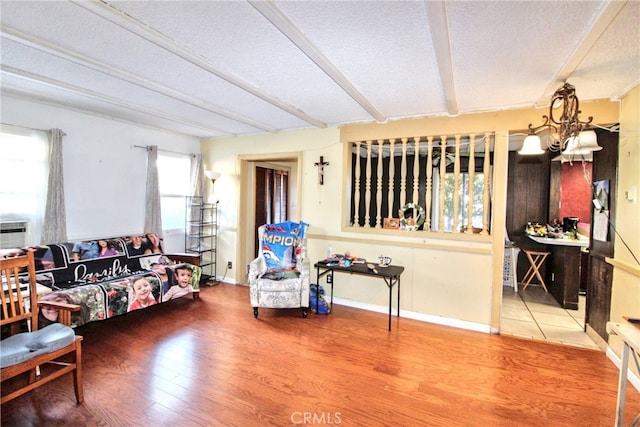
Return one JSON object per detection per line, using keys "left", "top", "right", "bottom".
{"left": 1, "top": 251, "right": 84, "bottom": 404}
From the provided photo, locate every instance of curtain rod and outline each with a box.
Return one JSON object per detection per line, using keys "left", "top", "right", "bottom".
{"left": 1, "top": 122, "right": 66, "bottom": 135}
{"left": 132, "top": 144, "right": 195, "bottom": 157}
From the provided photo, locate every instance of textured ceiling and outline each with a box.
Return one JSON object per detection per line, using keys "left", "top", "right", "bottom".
{"left": 1, "top": 1, "right": 638, "bottom": 139}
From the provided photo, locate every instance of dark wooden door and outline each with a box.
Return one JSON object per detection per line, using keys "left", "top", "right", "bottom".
{"left": 585, "top": 128, "right": 619, "bottom": 340}
{"left": 255, "top": 167, "right": 269, "bottom": 234}
{"left": 254, "top": 166, "right": 289, "bottom": 255}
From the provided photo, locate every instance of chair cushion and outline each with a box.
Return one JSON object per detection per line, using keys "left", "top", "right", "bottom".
{"left": 261, "top": 270, "right": 300, "bottom": 281}
{"left": 1, "top": 323, "right": 76, "bottom": 368}
{"left": 256, "top": 277, "right": 303, "bottom": 292}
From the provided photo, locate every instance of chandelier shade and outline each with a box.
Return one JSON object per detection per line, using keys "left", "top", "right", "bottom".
{"left": 562, "top": 136, "right": 589, "bottom": 156}
{"left": 562, "top": 130, "right": 602, "bottom": 156}
{"left": 518, "top": 134, "right": 545, "bottom": 155}
{"left": 575, "top": 130, "right": 602, "bottom": 152}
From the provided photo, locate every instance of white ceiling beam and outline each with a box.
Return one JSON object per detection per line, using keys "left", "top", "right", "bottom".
{"left": 1, "top": 66, "right": 232, "bottom": 136}
{"left": 537, "top": 0, "right": 628, "bottom": 106}
{"left": 424, "top": 0, "right": 458, "bottom": 116}
{"left": 1, "top": 27, "right": 276, "bottom": 134}
{"left": 249, "top": 0, "right": 386, "bottom": 123}
{"left": 70, "top": 0, "right": 327, "bottom": 128}
{"left": 1, "top": 88, "right": 213, "bottom": 138}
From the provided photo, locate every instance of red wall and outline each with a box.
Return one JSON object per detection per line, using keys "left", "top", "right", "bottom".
{"left": 559, "top": 161, "right": 593, "bottom": 225}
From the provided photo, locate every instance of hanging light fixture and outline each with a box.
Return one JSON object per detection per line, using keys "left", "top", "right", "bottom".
{"left": 519, "top": 82, "right": 602, "bottom": 155}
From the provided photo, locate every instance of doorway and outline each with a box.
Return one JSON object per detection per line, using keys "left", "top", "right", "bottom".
{"left": 501, "top": 143, "right": 600, "bottom": 347}
{"left": 237, "top": 153, "right": 302, "bottom": 282}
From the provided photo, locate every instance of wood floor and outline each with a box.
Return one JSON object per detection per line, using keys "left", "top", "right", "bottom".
{"left": 2, "top": 283, "right": 639, "bottom": 426}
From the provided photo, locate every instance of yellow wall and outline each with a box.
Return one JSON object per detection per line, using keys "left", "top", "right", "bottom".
{"left": 202, "top": 99, "right": 624, "bottom": 333}
{"left": 607, "top": 85, "right": 640, "bottom": 366}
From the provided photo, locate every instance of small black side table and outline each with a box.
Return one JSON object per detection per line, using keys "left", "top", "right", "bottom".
{"left": 314, "top": 260, "right": 404, "bottom": 331}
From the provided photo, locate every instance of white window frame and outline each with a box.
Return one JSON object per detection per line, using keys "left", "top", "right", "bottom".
{"left": 0, "top": 125, "right": 49, "bottom": 246}
{"left": 157, "top": 152, "right": 192, "bottom": 232}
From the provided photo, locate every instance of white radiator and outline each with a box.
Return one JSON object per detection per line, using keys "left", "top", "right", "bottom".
{"left": 0, "top": 220, "right": 28, "bottom": 249}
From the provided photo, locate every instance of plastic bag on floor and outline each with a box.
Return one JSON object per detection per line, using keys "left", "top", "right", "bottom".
{"left": 309, "top": 284, "right": 330, "bottom": 314}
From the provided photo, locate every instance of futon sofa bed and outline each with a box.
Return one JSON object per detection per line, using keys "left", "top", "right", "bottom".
{"left": 1, "top": 235, "right": 201, "bottom": 328}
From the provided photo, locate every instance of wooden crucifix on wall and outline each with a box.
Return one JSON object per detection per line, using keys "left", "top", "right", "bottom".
{"left": 314, "top": 156, "right": 329, "bottom": 185}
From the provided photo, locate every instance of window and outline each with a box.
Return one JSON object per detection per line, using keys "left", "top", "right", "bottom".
{"left": 0, "top": 125, "right": 49, "bottom": 246}
{"left": 438, "top": 172, "right": 486, "bottom": 232}
{"left": 157, "top": 152, "right": 192, "bottom": 231}
{"left": 348, "top": 134, "right": 493, "bottom": 234}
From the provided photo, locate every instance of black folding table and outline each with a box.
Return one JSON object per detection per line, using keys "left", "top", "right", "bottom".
{"left": 314, "top": 260, "right": 404, "bottom": 331}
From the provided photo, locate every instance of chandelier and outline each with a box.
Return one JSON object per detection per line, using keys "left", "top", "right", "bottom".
{"left": 519, "top": 82, "right": 602, "bottom": 156}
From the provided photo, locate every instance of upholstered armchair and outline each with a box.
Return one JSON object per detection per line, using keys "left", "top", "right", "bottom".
{"left": 249, "top": 221, "right": 309, "bottom": 318}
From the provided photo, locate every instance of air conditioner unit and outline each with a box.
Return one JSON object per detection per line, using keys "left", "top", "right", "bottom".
{"left": 0, "top": 220, "right": 29, "bottom": 249}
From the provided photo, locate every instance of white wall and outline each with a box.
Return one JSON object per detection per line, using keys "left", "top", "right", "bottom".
{"left": 608, "top": 85, "right": 640, "bottom": 372}
{"left": 2, "top": 94, "right": 200, "bottom": 252}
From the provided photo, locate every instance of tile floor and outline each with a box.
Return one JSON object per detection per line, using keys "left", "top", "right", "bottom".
{"left": 501, "top": 284, "right": 600, "bottom": 349}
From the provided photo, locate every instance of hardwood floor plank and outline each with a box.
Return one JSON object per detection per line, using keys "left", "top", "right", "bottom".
{"left": 2, "top": 283, "right": 639, "bottom": 426}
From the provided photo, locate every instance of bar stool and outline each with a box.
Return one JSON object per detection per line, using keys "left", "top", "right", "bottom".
{"left": 522, "top": 250, "right": 550, "bottom": 292}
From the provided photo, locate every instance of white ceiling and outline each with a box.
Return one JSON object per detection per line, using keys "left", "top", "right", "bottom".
{"left": 1, "top": 1, "right": 639, "bottom": 139}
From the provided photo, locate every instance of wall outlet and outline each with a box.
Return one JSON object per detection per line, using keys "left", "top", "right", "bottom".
{"left": 227, "top": 261, "right": 232, "bottom": 269}
{"left": 326, "top": 274, "right": 332, "bottom": 284}
{"left": 625, "top": 186, "right": 637, "bottom": 203}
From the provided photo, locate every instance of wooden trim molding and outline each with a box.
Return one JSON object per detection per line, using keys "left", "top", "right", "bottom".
{"left": 307, "top": 233, "right": 491, "bottom": 255}
{"left": 606, "top": 257, "right": 640, "bottom": 277}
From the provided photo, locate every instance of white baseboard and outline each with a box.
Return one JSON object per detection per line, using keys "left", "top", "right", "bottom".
{"left": 606, "top": 346, "right": 640, "bottom": 393}
{"left": 332, "top": 297, "right": 492, "bottom": 334}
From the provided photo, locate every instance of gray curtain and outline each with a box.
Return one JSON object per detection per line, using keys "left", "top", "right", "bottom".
{"left": 144, "top": 145, "right": 163, "bottom": 238}
{"left": 41, "top": 129, "right": 67, "bottom": 244}
{"left": 191, "top": 154, "right": 204, "bottom": 199}
{"left": 188, "top": 154, "right": 204, "bottom": 223}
